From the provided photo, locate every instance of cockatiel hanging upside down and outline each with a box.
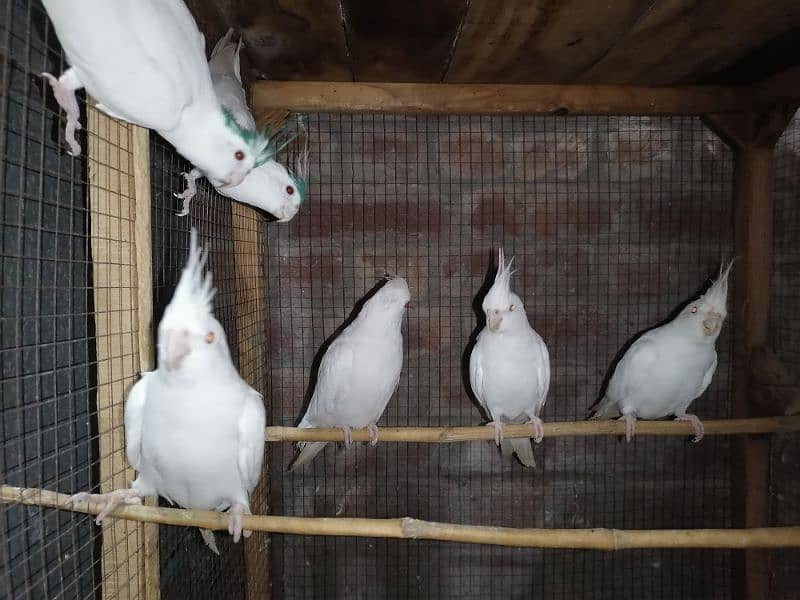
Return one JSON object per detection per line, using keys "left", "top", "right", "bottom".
{"left": 174, "top": 29, "right": 309, "bottom": 222}
{"left": 40, "top": 1, "right": 272, "bottom": 188}
{"left": 590, "top": 260, "right": 735, "bottom": 443}
{"left": 289, "top": 276, "right": 410, "bottom": 471}
{"left": 469, "top": 249, "right": 551, "bottom": 468}
{"left": 68, "top": 229, "right": 265, "bottom": 553}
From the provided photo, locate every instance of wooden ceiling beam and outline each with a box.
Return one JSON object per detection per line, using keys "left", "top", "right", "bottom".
{"left": 250, "top": 81, "right": 751, "bottom": 117}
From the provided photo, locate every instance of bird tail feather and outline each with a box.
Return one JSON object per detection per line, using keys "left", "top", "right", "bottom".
{"left": 288, "top": 441, "right": 328, "bottom": 472}
{"left": 199, "top": 528, "right": 220, "bottom": 555}
{"left": 508, "top": 437, "right": 536, "bottom": 468}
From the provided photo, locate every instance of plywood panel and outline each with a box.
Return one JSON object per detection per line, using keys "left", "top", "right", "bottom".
{"left": 445, "top": 0, "right": 650, "bottom": 83}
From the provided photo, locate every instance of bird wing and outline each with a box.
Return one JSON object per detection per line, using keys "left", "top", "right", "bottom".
{"left": 302, "top": 337, "right": 355, "bottom": 427}
{"left": 607, "top": 335, "right": 660, "bottom": 406}
{"left": 237, "top": 389, "right": 266, "bottom": 495}
{"left": 208, "top": 29, "right": 256, "bottom": 131}
{"left": 124, "top": 372, "right": 153, "bottom": 471}
{"left": 534, "top": 333, "right": 551, "bottom": 410}
{"left": 469, "top": 340, "right": 490, "bottom": 417}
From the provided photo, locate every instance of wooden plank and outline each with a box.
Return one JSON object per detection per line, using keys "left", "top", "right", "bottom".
{"left": 131, "top": 126, "right": 160, "bottom": 600}
{"left": 250, "top": 81, "right": 751, "bottom": 116}
{"left": 341, "top": 0, "right": 466, "bottom": 81}
{"left": 445, "top": 0, "right": 650, "bottom": 83}
{"left": 230, "top": 204, "right": 269, "bottom": 600}
{"left": 87, "top": 108, "right": 144, "bottom": 600}
{"left": 754, "top": 66, "right": 800, "bottom": 107}
{"left": 578, "top": 0, "right": 800, "bottom": 85}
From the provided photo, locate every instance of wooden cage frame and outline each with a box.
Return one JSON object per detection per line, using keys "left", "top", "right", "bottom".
{"left": 4, "top": 70, "right": 800, "bottom": 600}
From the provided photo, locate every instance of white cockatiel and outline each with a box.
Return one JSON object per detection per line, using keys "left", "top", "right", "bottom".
{"left": 40, "top": 1, "right": 271, "bottom": 188}
{"left": 289, "top": 276, "right": 410, "bottom": 471}
{"left": 591, "top": 260, "right": 735, "bottom": 442}
{"left": 68, "top": 229, "right": 265, "bottom": 550}
{"left": 469, "top": 249, "right": 551, "bottom": 468}
{"left": 174, "top": 29, "right": 309, "bottom": 222}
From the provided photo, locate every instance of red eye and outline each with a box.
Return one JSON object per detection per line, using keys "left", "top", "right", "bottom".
{"left": 286, "top": 185, "right": 294, "bottom": 195}
{"left": 205, "top": 332, "right": 215, "bottom": 344}
{"left": 690, "top": 306, "right": 698, "bottom": 314}
{"left": 235, "top": 150, "right": 245, "bottom": 161}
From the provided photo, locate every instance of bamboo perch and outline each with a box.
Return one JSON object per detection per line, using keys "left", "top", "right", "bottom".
{"left": 265, "top": 416, "right": 800, "bottom": 443}
{"left": 3, "top": 485, "right": 800, "bottom": 551}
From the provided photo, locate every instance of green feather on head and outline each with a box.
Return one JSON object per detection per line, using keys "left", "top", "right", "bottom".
{"left": 221, "top": 106, "right": 274, "bottom": 167}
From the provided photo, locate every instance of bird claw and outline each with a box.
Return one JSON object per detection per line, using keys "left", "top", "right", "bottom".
{"left": 527, "top": 416, "right": 545, "bottom": 444}
{"left": 66, "top": 489, "right": 143, "bottom": 524}
{"left": 618, "top": 413, "right": 637, "bottom": 443}
{"left": 228, "top": 503, "right": 251, "bottom": 543}
{"left": 367, "top": 423, "right": 380, "bottom": 446}
{"left": 339, "top": 425, "right": 353, "bottom": 448}
{"left": 487, "top": 421, "right": 504, "bottom": 445}
{"left": 675, "top": 414, "right": 705, "bottom": 443}
{"left": 42, "top": 72, "right": 82, "bottom": 157}
{"left": 174, "top": 169, "right": 202, "bottom": 216}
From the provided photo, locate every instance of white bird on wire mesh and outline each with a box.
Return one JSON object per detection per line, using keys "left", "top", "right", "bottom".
{"left": 40, "top": 0, "right": 272, "bottom": 188}
{"left": 469, "top": 249, "right": 551, "bottom": 468}
{"left": 289, "top": 276, "right": 410, "bottom": 472}
{"left": 67, "top": 229, "right": 265, "bottom": 554}
{"left": 590, "top": 260, "right": 735, "bottom": 443}
{"left": 174, "top": 29, "right": 310, "bottom": 222}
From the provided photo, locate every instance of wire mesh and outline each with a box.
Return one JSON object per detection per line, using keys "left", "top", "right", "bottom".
{"left": 770, "top": 107, "right": 800, "bottom": 600}
{"left": 265, "top": 113, "right": 735, "bottom": 599}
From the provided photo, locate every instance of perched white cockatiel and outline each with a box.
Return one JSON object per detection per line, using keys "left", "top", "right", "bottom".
{"left": 68, "top": 229, "right": 265, "bottom": 552}
{"left": 289, "top": 276, "right": 410, "bottom": 471}
{"left": 469, "top": 249, "right": 551, "bottom": 468}
{"left": 590, "top": 260, "right": 735, "bottom": 442}
{"left": 174, "top": 29, "right": 309, "bottom": 222}
{"left": 40, "top": 1, "right": 272, "bottom": 188}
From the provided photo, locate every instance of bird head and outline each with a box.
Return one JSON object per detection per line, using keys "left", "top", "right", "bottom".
{"left": 677, "top": 259, "right": 735, "bottom": 341}
{"left": 187, "top": 106, "right": 273, "bottom": 189}
{"left": 157, "top": 229, "right": 230, "bottom": 376}
{"left": 482, "top": 249, "right": 525, "bottom": 333}
{"left": 361, "top": 275, "right": 411, "bottom": 323}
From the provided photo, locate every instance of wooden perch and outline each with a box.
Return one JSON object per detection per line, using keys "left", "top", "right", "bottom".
{"left": 3, "top": 485, "right": 800, "bottom": 551}
{"left": 265, "top": 416, "right": 800, "bottom": 443}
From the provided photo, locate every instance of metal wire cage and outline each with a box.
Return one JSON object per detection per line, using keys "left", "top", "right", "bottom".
{"left": 1, "top": 1, "right": 799, "bottom": 600}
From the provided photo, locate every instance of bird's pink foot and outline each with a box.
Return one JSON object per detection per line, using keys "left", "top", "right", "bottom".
{"left": 527, "top": 416, "right": 545, "bottom": 444}
{"left": 227, "top": 503, "right": 252, "bottom": 543}
{"left": 618, "top": 413, "right": 637, "bottom": 443}
{"left": 42, "top": 72, "right": 82, "bottom": 156}
{"left": 174, "top": 168, "right": 203, "bottom": 216}
{"left": 339, "top": 425, "right": 353, "bottom": 448}
{"left": 675, "top": 413, "right": 704, "bottom": 443}
{"left": 67, "top": 488, "right": 143, "bottom": 524}
{"left": 367, "top": 423, "right": 380, "bottom": 446}
{"left": 487, "top": 421, "right": 504, "bottom": 445}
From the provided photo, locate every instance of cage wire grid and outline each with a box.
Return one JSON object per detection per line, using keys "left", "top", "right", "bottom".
{"left": 770, "top": 109, "right": 800, "bottom": 600}
{"left": 266, "top": 113, "right": 735, "bottom": 599}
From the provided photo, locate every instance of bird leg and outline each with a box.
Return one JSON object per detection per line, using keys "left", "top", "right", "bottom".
{"left": 174, "top": 168, "right": 203, "bottom": 216}
{"left": 675, "top": 413, "right": 705, "bottom": 443}
{"left": 67, "top": 488, "right": 143, "bottom": 524}
{"left": 227, "top": 503, "right": 252, "bottom": 543}
{"left": 618, "top": 412, "right": 637, "bottom": 443}
{"left": 367, "top": 423, "right": 380, "bottom": 446}
{"left": 339, "top": 425, "right": 353, "bottom": 448}
{"left": 527, "top": 416, "right": 545, "bottom": 444}
{"left": 42, "top": 69, "right": 82, "bottom": 156}
{"left": 486, "top": 421, "right": 504, "bottom": 445}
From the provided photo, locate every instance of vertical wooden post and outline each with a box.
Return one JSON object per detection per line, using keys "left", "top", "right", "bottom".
{"left": 230, "top": 203, "right": 270, "bottom": 599}
{"left": 704, "top": 105, "right": 796, "bottom": 600}
{"left": 131, "top": 127, "right": 160, "bottom": 600}
{"left": 87, "top": 108, "right": 142, "bottom": 600}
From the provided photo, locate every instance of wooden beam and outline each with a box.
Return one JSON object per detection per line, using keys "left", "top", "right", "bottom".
{"left": 754, "top": 66, "right": 800, "bottom": 107}
{"left": 751, "top": 347, "right": 800, "bottom": 416}
{"left": 250, "top": 81, "right": 752, "bottom": 116}
{"left": 230, "top": 204, "right": 269, "bottom": 600}
{"left": 131, "top": 126, "right": 159, "bottom": 600}
{"left": 6, "top": 486, "right": 800, "bottom": 551}
{"left": 87, "top": 108, "right": 145, "bottom": 600}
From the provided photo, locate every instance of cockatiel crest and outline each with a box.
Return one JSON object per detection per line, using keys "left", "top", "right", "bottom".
{"left": 160, "top": 229, "right": 216, "bottom": 330}
{"left": 483, "top": 248, "right": 516, "bottom": 310}
{"left": 675, "top": 258, "right": 735, "bottom": 340}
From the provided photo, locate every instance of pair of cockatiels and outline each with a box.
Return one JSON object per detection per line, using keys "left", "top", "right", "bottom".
{"left": 68, "top": 230, "right": 265, "bottom": 553}
{"left": 40, "top": 1, "right": 307, "bottom": 221}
